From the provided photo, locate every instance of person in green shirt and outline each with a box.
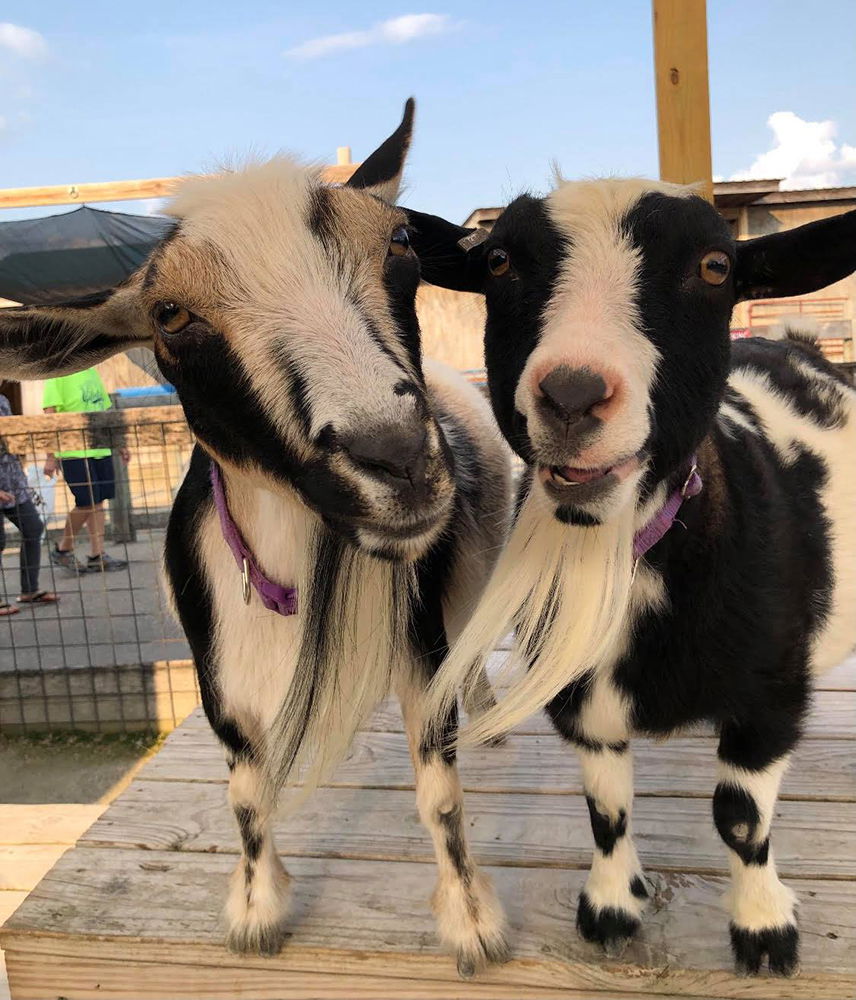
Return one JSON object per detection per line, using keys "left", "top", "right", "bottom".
{"left": 42, "top": 368, "right": 130, "bottom": 573}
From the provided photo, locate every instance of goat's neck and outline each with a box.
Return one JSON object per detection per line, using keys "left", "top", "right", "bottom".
{"left": 219, "top": 465, "right": 315, "bottom": 585}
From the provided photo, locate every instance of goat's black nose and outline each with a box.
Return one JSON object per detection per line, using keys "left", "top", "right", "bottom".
{"left": 538, "top": 365, "right": 608, "bottom": 425}
{"left": 343, "top": 424, "right": 429, "bottom": 488}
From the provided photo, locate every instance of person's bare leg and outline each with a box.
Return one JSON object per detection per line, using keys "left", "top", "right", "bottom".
{"left": 87, "top": 502, "right": 106, "bottom": 557}
{"left": 59, "top": 506, "right": 94, "bottom": 553}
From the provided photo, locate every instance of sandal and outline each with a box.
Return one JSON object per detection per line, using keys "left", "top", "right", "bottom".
{"left": 17, "top": 591, "right": 60, "bottom": 605}
{"left": 0, "top": 602, "right": 20, "bottom": 617}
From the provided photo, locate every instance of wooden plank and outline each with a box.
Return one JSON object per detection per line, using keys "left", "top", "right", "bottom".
{"left": 141, "top": 725, "right": 856, "bottom": 802}
{"left": 80, "top": 780, "right": 856, "bottom": 880}
{"left": 172, "top": 682, "right": 856, "bottom": 740}
{"left": 0, "top": 166, "right": 356, "bottom": 210}
{"left": 364, "top": 690, "right": 856, "bottom": 740}
{"left": 0, "top": 805, "right": 103, "bottom": 847}
{"left": 0, "top": 847, "right": 75, "bottom": 892}
{"left": 3, "top": 850, "right": 854, "bottom": 998}
{"left": 652, "top": 0, "right": 714, "bottom": 201}
{"left": 0, "top": 893, "right": 27, "bottom": 927}
{"left": 0, "top": 953, "right": 722, "bottom": 1000}
{"left": 820, "top": 654, "right": 856, "bottom": 691}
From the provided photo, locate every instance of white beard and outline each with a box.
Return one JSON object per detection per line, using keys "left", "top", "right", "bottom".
{"left": 262, "top": 525, "right": 415, "bottom": 808}
{"left": 424, "top": 482, "right": 636, "bottom": 747}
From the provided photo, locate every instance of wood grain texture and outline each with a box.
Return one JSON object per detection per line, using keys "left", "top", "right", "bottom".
{"left": 3, "top": 851, "right": 855, "bottom": 999}
{"left": 0, "top": 953, "right": 724, "bottom": 1000}
{"left": 144, "top": 720, "right": 856, "bottom": 802}
{"left": 79, "top": 780, "right": 856, "bottom": 879}
{"left": 0, "top": 805, "right": 103, "bottom": 847}
{"left": 652, "top": 0, "right": 713, "bottom": 200}
{"left": 0, "top": 165, "right": 355, "bottom": 210}
{"left": 173, "top": 686, "right": 856, "bottom": 740}
{"left": 0, "top": 893, "right": 27, "bottom": 928}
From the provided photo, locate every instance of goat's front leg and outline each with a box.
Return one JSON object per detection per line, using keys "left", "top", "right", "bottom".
{"left": 575, "top": 742, "right": 648, "bottom": 956}
{"left": 714, "top": 724, "right": 799, "bottom": 977}
{"left": 398, "top": 677, "right": 509, "bottom": 978}
{"left": 224, "top": 751, "right": 291, "bottom": 956}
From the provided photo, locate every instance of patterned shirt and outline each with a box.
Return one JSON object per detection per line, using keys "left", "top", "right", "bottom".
{"left": 0, "top": 394, "right": 33, "bottom": 508}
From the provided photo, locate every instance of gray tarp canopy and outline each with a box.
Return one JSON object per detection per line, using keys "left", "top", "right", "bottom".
{"left": 0, "top": 205, "right": 173, "bottom": 306}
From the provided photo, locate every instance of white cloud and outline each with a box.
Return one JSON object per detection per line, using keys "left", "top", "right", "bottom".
{"left": 286, "top": 13, "right": 451, "bottom": 60}
{"left": 0, "top": 23, "right": 48, "bottom": 59}
{"left": 137, "top": 198, "right": 168, "bottom": 216}
{"left": 730, "top": 111, "right": 856, "bottom": 190}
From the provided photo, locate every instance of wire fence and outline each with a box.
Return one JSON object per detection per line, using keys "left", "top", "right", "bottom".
{"left": 0, "top": 404, "right": 198, "bottom": 734}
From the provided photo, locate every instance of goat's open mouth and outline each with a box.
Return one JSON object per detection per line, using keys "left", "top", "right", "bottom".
{"left": 538, "top": 451, "right": 643, "bottom": 493}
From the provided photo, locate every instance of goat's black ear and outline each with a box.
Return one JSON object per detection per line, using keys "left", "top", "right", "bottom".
{"left": 346, "top": 98, "right": 415, "bottom": 203}
{"left": 0, "top": 272, "right": 151, "bottom": 381}
{"left": 735, "top": 208, "right": 856, "bottom": 301}
{"left": 405, "top": 209, "right": 488, "bottom": 294}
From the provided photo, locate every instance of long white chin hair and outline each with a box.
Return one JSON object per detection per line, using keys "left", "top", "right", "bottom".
{"left": 423, "top": 482, "right": 636, "bottom": 747}
{"left": 261, "top": 525, "right": 415, "bottom": 808}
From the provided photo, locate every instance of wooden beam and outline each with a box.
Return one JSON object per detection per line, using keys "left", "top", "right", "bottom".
{"left": 0, "top": 164, "right": 357, "bottom": 210}
{"left": 652, "top": 0, "right": 713, "bottom": 202}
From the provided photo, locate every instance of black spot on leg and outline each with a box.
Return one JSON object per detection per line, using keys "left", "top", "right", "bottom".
{"left": 235, "top": 805, "right": 262, "bottom": 862}
{"left": 586, "top": 796, "right": 627, "bottom": 857}
{"left": 419, "top": 704, "right": 458, "bottom": 766}
{"left": 437, "top": 804, "right": 472, "bottom": 888}
{"left": 629, "top": 875, "right": 649, "bottom": 900}
{"left": 713, "top": 783, "right": 769, "bottom": 865}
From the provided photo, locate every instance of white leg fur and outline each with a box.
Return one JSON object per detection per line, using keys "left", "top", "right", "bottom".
{"left": 716, "top": 757, "right": 797, "bottom": 931}
{"left": 224, "top": 759, "right": 291, "bottom": 956}
{"left": 576, "top": 745, "right": 647, "bottom": 955}
{"left": 715, "top": 755, "right": 799, "bottom": 976}
{"left": 399, "top": 684, "right": 509, "bottom": 977}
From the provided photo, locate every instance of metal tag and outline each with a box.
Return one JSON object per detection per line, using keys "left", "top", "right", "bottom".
{"left": 241, "top": 558, "right": 251, "bottom": 605}
{"left": 457, "top": 228, "right": 489, "bottom": 253}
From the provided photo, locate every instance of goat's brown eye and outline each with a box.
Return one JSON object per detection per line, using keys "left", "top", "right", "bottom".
{"left": 154, "top": 302, "right": 192, "bottom": 334}
{"left": 488, "top": 247, "right": 510, "bottom": 277}
{"left": 699, "top": 250, "right": 731, "bottom": 286}
{"left": 389, "top": 226, "right": 411, "bottom": 257}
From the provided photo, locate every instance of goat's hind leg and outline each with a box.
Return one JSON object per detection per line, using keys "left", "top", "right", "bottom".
{"left": 399, "top": 677, "right": 509, "bottom": 978}
{"left": 715, "top": 724, "right": 799, "bottom": 977}
{"left": 224, "top": 749, "right": 291, "bottom": 956}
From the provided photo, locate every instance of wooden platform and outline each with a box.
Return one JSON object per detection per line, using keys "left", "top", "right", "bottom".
{"left": 2, "top": 651, "right": 855, "bottom": 999}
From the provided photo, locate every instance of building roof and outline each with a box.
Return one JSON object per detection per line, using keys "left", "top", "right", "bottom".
{"left": 463, "top": 179, "right": 856, "bottom": 228}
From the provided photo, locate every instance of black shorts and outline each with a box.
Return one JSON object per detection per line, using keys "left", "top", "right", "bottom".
{"left": 60, "top": 455, "right": 116, "bottom": 507}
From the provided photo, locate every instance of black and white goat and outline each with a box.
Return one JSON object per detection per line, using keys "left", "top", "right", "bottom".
{"left": 0, "top": 104, "right": 512, "bottom": 975}
{"left": 410, "top": 180, "right": 856, "bottom": 976}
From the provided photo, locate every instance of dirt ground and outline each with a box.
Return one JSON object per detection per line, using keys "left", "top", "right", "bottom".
{"left": 0, "top": 731, "right": 161, "bottom": 803}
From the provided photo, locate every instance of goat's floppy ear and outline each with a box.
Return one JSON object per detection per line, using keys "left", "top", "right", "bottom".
{"left": 405, "top": 209, "right": 488, "bottom": 294}
{"left": 735, "top": 208, "right": 856, "bottom": 301}
{"left": 0, "top": 272, "right": 152, "bottom": 381}
{"left": 346, "top": 97, "right": 415, "bottom": 203}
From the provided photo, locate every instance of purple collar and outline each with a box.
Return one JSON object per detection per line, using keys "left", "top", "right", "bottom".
{"left": 209, "top": 462, "right": 298, "bottom": 617}
{"left": 633, "top": 459, "right": 703, "bottom": 560}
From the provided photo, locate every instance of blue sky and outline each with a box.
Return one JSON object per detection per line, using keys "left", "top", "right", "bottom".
{"left": 2, "top": 1, "right": 855, "bottom": 223}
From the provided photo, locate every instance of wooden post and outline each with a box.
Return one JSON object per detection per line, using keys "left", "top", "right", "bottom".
{"left": 652, "top": 0, "right": 714, "bottom": 202}
{"left": 0, "top": 165, "right": 358, "bottom": 210}
{"left": 336, "top": 146, "right": 352, "bottom": 166}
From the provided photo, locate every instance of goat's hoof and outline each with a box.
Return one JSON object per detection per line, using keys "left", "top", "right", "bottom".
{"left": 226, "top": 921, "right": 288, "bottom": 957}
{"left": 576, "top": 890, "right": 640, "bottom": 957}
{"left": 455, "top": 933, "right": 510, "bottom": 980}
{"left": 730, "top": 923, "right": 799, "bottom": 977}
